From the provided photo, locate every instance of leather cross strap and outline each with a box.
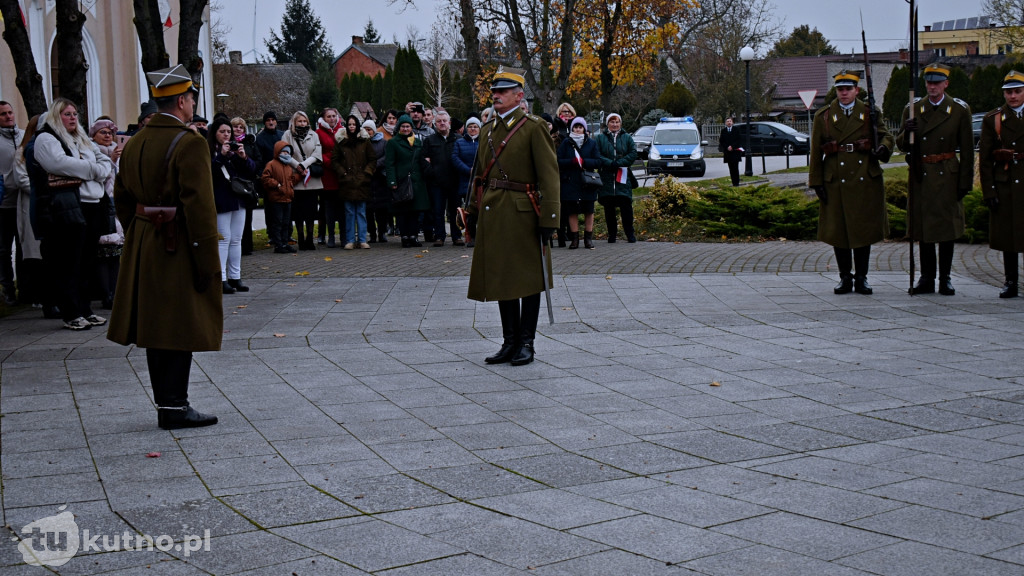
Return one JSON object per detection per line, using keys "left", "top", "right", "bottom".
{"left": 473, "top": 115, "right": 530, "bottom": 209}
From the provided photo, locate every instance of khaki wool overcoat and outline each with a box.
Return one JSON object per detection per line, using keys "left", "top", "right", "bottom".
{"left": 808, "top": 98, "right": 894, "bottom": 249}
{"left": 107, "top": 114, "right": 223, "bottom": 351}
{"left": 895, "top": 96, "right": 973, "bottom": 243}
{"left": 980, "top": 105, "right": 1024, "bottom": 252}
{"left": 467, "top": 109, "right": 560, "bottom": 302}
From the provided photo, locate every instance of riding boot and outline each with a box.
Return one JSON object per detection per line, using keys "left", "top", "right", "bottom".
{"left": 1001, "top": 251, "right": 1019, "bottom": 298}
{"left": 511, "top": 294, "right": 540, "bottom": 366}
{"left": 606, "top": 209, "right": 617, "bottom": 243}
{"left": 853, "top": 245, "right": 872, "bottom": 295}
{"left": 568, "top": 231, "right": 579, "bottom": 250}
{"left": 833, "top": 248, "right": 853, "bottom": 294}
{"left": 913, "top": 242, "right": 936, "bottom": 294}
{"left": 938, "top": 241, "right": 955, "bottom": 295}
{"left": 584, "top": 230, "right": 595, "bottom": 249}
{"left": 486, "top": 300, "right": 521, "bottom": 364}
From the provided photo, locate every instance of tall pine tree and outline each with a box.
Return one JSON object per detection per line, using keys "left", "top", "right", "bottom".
{"left": 265, "top": 0, "right": 333, "bottom": 72}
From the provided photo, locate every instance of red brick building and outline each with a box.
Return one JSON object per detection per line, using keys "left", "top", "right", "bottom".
{"left": 333, "top": 36, "right": 400, "bottom": 84}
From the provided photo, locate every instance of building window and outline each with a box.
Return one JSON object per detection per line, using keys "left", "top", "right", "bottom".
{"left": 933, "top": 48, "right": 946, "bottom": 57}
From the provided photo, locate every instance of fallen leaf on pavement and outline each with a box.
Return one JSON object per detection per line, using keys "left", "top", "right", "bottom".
{"left": 324, "top": 257, "right": 333, "bottom": 261}
{"left": 146, "top": 452, "right": 160, "bottom": 458}
{"left": 710, "top": 381, "right": 721, "bottom": 387}
{"left": 274, "top": 333, "right": 286, "bottom": 338}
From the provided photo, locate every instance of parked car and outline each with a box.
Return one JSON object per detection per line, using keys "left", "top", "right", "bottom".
{"left": 646, "top": 117, "right": 706, "bottom": 177}
{"left": 732, "top": 121, "right": 809, "bottom": 156}
{"left": 973, "top": 112, "right": 984, "bottom": 150}
{"left": 632, "top": 125, "right": 655, "bottom": 159}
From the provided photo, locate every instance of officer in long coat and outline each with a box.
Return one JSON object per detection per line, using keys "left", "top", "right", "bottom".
{"left": 107, "top": 65, "right": 223, "bottom": 429}
{"left": 466, "top": 67, "right": 559, "bottom": 366}
{"left": 809, "top": 70, "right": 894, "bottom": 295}
{"left": 896, "top": 64, "right": 973, "bottom": 296}
{"left": 979, "top": 70, "right": 1024, "bottom": 298}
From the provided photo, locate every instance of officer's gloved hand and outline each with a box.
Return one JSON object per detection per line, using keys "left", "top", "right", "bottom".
{"left": 985, "top": 197, "right": 1000, "bottom": 210}
{"left": 871, "top": 145, "right": 891, "bottom": 163}
{"left": 813, "top": 186, "right": 827, "bottom": 204}
{"left": 957, "top": 188, "right": 971, "bottom": 201}
{"left": 903, "top": 118, "right": 918, "bottom": 133}
{"left": 466, "top": 213, "right": 477, "bottom": 239}
{"left": 539, "top": 227, "right": 556, "bottom": 244}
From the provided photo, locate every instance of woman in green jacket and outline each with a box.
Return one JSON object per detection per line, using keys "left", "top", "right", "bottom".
{"left": 384, "top": 115, "right": 430, "bottom": 247}
{"left": 595, "top": 113, "right": 638, "bottom": 243}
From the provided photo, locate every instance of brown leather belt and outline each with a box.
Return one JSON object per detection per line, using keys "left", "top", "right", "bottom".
{"left": 821, "top": 139, "right": 872, "bottom": 155}
{"left": 993, "top": 149, "right": 1024, "bottom": 163}
{"left": 921, "top": 152, "right": 956, "bottom": 164}
{"left": 135, "top": 204, "right": 178, "bottom": 253}
{"left": 487, "top": 178, "right": 533, "bottom": 192}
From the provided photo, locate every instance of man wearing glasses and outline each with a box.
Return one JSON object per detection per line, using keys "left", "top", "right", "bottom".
{"left": 809, "top": 70, "right": 893, "bottom": 295}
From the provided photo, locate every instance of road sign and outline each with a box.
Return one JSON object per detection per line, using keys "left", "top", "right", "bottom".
{"left": 798, "top": 90, "right": 818, "bottom": 110}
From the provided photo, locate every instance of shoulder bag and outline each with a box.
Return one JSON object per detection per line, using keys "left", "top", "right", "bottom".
{"left": 582, "top": 170, "right": 603, "bottom": 189}
{"left": 391, "top": 174, "right": 414, "bottom": 204}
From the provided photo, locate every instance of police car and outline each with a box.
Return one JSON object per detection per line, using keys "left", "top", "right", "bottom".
{"left": 646, "top": 117, "right": 707, "bottom": 177}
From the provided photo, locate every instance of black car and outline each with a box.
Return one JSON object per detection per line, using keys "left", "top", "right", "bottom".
{"left": 632, "top": 125, "right": 655, "bottom": 159}
{"left": 732, "top": 121, "right": 810, "bottom": 156}
{"left": 973, "top": 112, "right": 984, "bottom": 150}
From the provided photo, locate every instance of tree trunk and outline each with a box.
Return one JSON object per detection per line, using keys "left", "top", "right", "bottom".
{"left": 133, "top": 0, "right": 169, "bottom": 72}
{"left": 54, "top": 0, "right": 88, "bottom": 121}
{"left": 457, "top": 0, "right": 480, "bottom": 96}
{"left": 0, "top": 0, "right": 47, "bottom": 116}
{"left": 177, "top": 0, "right": 208, "bottom": 84}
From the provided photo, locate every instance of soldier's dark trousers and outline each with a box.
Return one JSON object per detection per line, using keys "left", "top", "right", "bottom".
{"left": 146, "top": 349, "right": 193, "bottom": 408}
{"left": 1006, "top": 252, "right": 1019, "bottom": 286}
{"left": 919, "top": 241, "right": 955, "bottom": 281}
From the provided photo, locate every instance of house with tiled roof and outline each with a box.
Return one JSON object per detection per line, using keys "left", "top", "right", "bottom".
{"left": 333, "top": 36, "right": 400, "bottom": 84}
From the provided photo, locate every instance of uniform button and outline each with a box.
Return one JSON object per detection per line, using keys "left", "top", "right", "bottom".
{"left": 860, "top": 177, "right": 864, "bottom": 181}
{"left": 858, "top": 160, "right": 863, "bottom": 164}
{"left": 840, "top": 162, "right": 844, "bottom": 166}
{"left": 550, "top": 213, "right": 556, "bottom": 219}
{"left": 841, "top": 179, "right": 846, "bottom": 183}
{"left": 485, "top": 206, "right": 490, "bottom": 211}
{"left": 193, "top": 242, "right": 199, "bottom": 247}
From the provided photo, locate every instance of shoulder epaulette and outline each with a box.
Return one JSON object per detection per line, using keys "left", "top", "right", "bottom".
{"left": 952, "top": 97, "right": 969, "bottom": 109}
{"left": 986, "top": 108, "right": 1002, "bottom": 118}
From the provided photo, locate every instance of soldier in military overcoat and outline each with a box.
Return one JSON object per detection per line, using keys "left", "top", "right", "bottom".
{"left": 107, "top": 65, "right": 223, "bottom": 429}
{"left": 979, "top": 70, "right": 1024, "bottom": 298}
{"left": 896, "top": 64, "right": 974, "bottom": 296}
{"left": 466, "top": 67, "right": 560, "bottom": 366}
{"left": 809, "top": 70, "right": 894, "bottom": 295}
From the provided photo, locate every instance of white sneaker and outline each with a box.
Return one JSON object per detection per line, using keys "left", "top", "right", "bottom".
{"left": 359, "top": 242, "right": 370, "bottom": 249}
{"left": 85, "top": 314, "right": 107, "bottom": 326}
{"left": 63, "top": 317, "right": 92, "bottom": 330}
{"left": 343, "top": 243, "right": 355, "bottom": 250}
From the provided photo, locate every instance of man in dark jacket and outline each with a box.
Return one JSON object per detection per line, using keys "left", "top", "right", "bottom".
{"left": 107, "top": 65, "right": 222, "bottom": 430}
{"left": 422, "top": 110, "right": 461, "bottom": 246}
{"left": 718, "top": 117, "right": 743, "bottom": 186}
{"left": 255, "top": 111, "right": 285, "bottom": 245}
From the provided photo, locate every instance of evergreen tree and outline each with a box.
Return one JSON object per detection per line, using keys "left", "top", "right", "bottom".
{"left": 381, "top": 64, "right": 395, "bottom": 113}
{"left": 371, "top": 73, "right": 383, "bottom": 114}
{"left": 307, "top": 57, "right": 340, "bottom": 119}
{"left": 946, "top": 67, "right": 970, "bottom": 102}
{"left": 363, "top": 19, "right": 381, "bottom": 43}
{"left": 406, "top": 45, "right": 426, "bottom": 106}
{"left": 883, "top": 66, "right": 910, "bottom": 124}
{"left": 768, "top": 25, "right": 838, "bottom": 58}
{"left": 391, "top": 47, "right": 409, "bottom": 108}
{"left": 656, "top": 82, "right": 697, "bottom": 117}
{"left": 265, "top": 0, "right": 334, "bottom": 72}
{"left": 969, "top": 64, "right": 1003, "bottom": 113}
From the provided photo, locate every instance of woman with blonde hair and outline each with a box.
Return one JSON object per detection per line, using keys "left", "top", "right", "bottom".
{"left": 282, "top": 110, "right": 324, "bottom": 250}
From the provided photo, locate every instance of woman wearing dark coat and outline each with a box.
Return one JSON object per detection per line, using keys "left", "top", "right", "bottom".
{"left": 595, "top": 113, "right": 638, "bottom": 243}
{"left": 557, "top": 117, "right": 602, "bottom": 249}
{"left": 333, "top": 115, "right": 376, "bottom": 249}
{"left": 208, "top": 117, "right": 257, "bottom": 294}
{"left": 385, "top": 115, "right": 430, "bottom": 247}
{"left": 363, "top": 120, "right": 390, "bottom": 243}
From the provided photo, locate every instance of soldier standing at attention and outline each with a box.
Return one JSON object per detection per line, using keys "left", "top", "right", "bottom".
{"left": 107, "top": 65, "right": 223, "bottom": 429}
{"left": 980, "top": 70, "right": 1024, "bottom": 298}
{"left": 809, "top": 70, "right": 894, "bottom": 295}
{"left": 896, "top": 64, "right": 974, "bottom": 296}
{"left": 466, "top": 67, "right": 559, "bottom": 366}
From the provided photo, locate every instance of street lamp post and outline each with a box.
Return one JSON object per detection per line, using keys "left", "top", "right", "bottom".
{"left": 216, "top": 93, "right": 229, "bottom": 114}
{"left": 740, "top": 46, "right": 755, "bottom": 177}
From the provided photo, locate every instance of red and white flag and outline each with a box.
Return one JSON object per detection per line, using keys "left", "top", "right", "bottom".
{"left": 616, "top": 167, "right": 629, "bottom": 184}
{"left": 574, "top": 149, "right": 583, "bottom": 168}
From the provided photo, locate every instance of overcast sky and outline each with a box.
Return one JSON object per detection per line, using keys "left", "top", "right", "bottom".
{"left": 215, "top": 0, "right": 972, "bottom": 63}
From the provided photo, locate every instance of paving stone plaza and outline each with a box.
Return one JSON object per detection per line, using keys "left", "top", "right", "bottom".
{"left": 3, "top": 238, "right": 1024, "bottom": 575}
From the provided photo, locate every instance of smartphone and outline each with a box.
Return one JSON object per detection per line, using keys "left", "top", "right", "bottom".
{"left": 115, "top": 135, "right": 129, "bottom": 150}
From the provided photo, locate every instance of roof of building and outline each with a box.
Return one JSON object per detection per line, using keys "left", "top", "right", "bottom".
{"left": 769, "top": 53, "right": 911, "bottom": 100}
{"left": 333, "top": 42, "right": 400, "bottom": 69}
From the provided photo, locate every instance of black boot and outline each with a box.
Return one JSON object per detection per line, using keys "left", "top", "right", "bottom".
{"left": 1001, "top": 252, "right": 1019, "bottom": 298}
{"left": 158, "top": 406, "right": 219, "bottom": 430}
{"left": 938, "top": 241, "right": 955, "bottom": 295}
{"left": 486, "top": 300, "right": 520, "bottom": 364}
{"left": 228, "top": 279, "right": 249, "bottom": 292}
{"left": 222, "top": 281, "right": 235, "bottom": 294}
{"left": 511, "top": 294, "right": 540, "bottom": 366}
{"left": 568, "top": 231, "right": 579, "bottom": 250}
{"left": 913, "top": 242, "right": 936, "bottom": 294}
{"left": 853, "top": 246, "right": 872, "bottom": 295}
{"left": 833, "top": 248, "right": 853, "bottom": 294}
{"left": 606, "top": 210, "right": 617, "bottom": 243}
{"left": 584, "top": 230, "right": 595, "bottom": 249}
{"left": 147, "top": 349, "right": 217, "bottom": 430}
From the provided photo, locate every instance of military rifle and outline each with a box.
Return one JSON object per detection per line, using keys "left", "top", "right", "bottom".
{"left": 860, "top": 12, "right": 881, "bottom": 154}
{"left": 905, "top": 0, "right": 920, "bottom": 294}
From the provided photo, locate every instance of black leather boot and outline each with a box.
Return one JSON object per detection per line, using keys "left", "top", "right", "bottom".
{"left": 938, "top": 241, "right": 955, "bottom": 295}
{"left": 833, "top": 248, "right": 853, "bottom": 294}
{"left": 913, "top": 242, "right": 936, "bottom": 294}
{"left": 853, "top": 246, "right": 872, "bottom": 294}
{"left": 511, "top": 294, "right": 540, "bottom": 366}
{"left": 222, "top": 281, "right": 235, "bottom": 294}
{"left": 584, "top": 230, "right": 595, "bottom": 249}
{"left": 158, "top": 406, "right": 219, "bottom": 430}
{"left": 228, "top": 279, "right": 249, "bottom": 292}
{"left": 1001, "top": 252, "right": 1019, "bottom": 298}
{"left": 486, "top": 300, "right": 520, "bottom": 364}
{"left": 568, "top": 231, "right": 579, "bottom": 250}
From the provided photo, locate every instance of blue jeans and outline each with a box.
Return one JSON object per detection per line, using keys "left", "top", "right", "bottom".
{"left": 344, "top": 201, "right": 367, "bottom": 243}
